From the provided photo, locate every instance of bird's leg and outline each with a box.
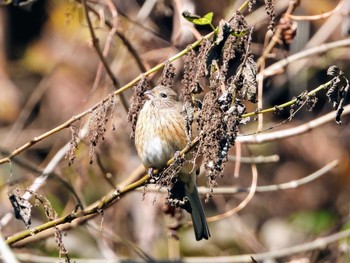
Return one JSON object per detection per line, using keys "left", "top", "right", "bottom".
{"left": 173, "top": 151, "right": 185, "bottom": 166}
{"left": 148, "top": 167, "right": 154, "bottom": 176}
{"left": 174, "top": 151, "right": 181, "bottom": 159}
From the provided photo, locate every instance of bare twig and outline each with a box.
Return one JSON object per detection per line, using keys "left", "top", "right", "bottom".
{"left": 206, "top": 162, "right": 258, "bottom": 222}
{"left": 0, "top": 68, "right": 337, "bottom": 166}
{"left": 142, "top": 160, "right": 338, "bottom": 195}
{"left": 81, "top": 0, "right": 129, "bottom": 112}
{"left": 0, "top": 233, "right": 19, "bottom": 263}
{"left": 7, "top": 224, "right": 350, "bottom": 263}
{"left": 6, "top": 160, "right": 339, "bottom": 248}
{"left": 257, "top": 0, "right": 299, "bottom": 68}
{"left": 91, "top": 0, "right": 119, "bottom": 92}
{"left": 237, "top": 104, "right": 350, "bottom": 144}
{"left": 202, "top": 159, "right": 339, "bottom": 195}
{"left": 5, "top": 173, "right": 149, "bottom": 245}
{"left": 182, "top": 228, "right": 350, "bottom": 262}
{"left": 259, "top": 38, "right": 350, "bottom": 80}
{"left": 287, "top": 0, "right": 343, "bottom": 21}
{"left": 228, "top": 154, "right": 280, "bottom": 164}
{"left": 4, "top": 149, "right": 340, "bottom": 245}
{"left": 0, "top": 128, "right": 88, "bottom": 228}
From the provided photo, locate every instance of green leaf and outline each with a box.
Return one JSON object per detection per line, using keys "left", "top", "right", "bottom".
{"left": 182, "top": 11, "right": 214, "bottom": 26}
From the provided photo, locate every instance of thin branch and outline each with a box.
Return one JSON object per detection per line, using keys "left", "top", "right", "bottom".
{"left": 0, "top": 71, "right": 336, "bottom": 166}
{"left": 5, "top": 172, "right": 148, "bottom": 245}
{"left": 287, "top": 0, "right": 343, "bottom": 21}
{"left": 259, "top": 38, "right": 350, "bottom": 80}
{"left": 4, "top": 156, "right": 339, "bottom": 245}
{"left": 237, "top": 104, "right": 350, "bottom": 144}
{"left": 6, "top": 160, "right": 340, "bottom": 262}
{"left": 257, "top": 0, "right": 299, "bottom": 68}
{"left": 182, "top": 228, "right": 350, "bottom": 262}
{"left": 0, "top": 127, "right": 88, "bottom": 228}
{"left": 0, "top": 233, "right": 19, "bottom": 263}
{"left": 91, "top": 0, "right": 119, "bottom": 91}
{"left": 8, "top": 227, "right": 350, "bottom": 263}
{"left": 82, "top": 0, "right": 119, "bottom": 89}
{"left": 242, "top": 77, "right": 335, "bottom": 118}
{"left": 81, "top": 0, "right": 129, "bottom": 112}
{"left": 143, "top": 160, "right": 338, "bottom": 195}
{"left": 227, "top": 154, "right": 280, "bottom": 164}
{"left": 206, "top": 161, "right": 258, "bottom": 223}
{"left": 205, "top": 159, "right": 339, "bottom": 195}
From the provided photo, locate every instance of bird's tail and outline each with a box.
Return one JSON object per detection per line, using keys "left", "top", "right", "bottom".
{"left": 185, "top": 183, "right": 210, "bottom": 241}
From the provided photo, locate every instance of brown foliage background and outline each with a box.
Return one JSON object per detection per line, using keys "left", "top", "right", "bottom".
{"left": 0, "top": 0, "right": 350, "bottom": 262}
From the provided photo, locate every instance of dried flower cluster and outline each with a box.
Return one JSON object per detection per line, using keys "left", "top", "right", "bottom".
{"left": 158, "top": 61, "right": 176, "bottom": 88}
{"left": 181, "top": 39, "right": 211, "bottom": 104}
{"left": 181, "top": 12, "right": 256, "bottom": 194}
{"left": 265, "top": 0, "right": 276, "bottom": 32}
{"left": 65, "top": 125, "right": 79, "bottom": 165}
{"left": 88, "top": 94, "right": 117, "bottom": 163}
{"left": 9, "top": 189, "right": 32, "bottom": 228}
{"left": 248, "top": 0, "right": 256, "bottom": 12}
{"left": 326, "top": 65, "right": 349, "bottom": 124}
{"left": 32, "top": 191, "right": 70, "bottom": 261}
{"left": 127, "top": 11, "right": 258, "bottom": 195}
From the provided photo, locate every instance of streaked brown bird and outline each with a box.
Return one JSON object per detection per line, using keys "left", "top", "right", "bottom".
{"left": 135, "top": 85, "right": 210, "bottom": 241}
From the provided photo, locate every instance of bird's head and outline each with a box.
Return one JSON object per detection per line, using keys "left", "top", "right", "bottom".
{"left": 144, "top": 86, "right": 179, "bottom": 108}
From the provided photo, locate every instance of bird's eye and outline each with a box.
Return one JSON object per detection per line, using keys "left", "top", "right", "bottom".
{"left": 160, "top": 92, "right": 167, "bottom": 98}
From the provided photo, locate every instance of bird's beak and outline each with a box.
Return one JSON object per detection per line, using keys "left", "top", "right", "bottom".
{"left": 144, "top": 90, "right": 154, "bottom": 100}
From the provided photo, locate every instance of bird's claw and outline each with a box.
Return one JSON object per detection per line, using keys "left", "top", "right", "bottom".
{"left": 173, "top": 151, "right": 185, "bottom": 166}
{"left": 148, "top": 167, "right": 161, "bottom": 183}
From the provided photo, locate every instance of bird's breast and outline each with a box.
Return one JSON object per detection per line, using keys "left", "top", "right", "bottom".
{"left": 135, "top": 104, "right": 187, "bottom": 169}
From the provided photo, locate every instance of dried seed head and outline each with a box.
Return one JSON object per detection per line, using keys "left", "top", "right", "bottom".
{"left": 158, "top": 61, "right": 176, "bottom": 88}
{"left": 181, "top": 41, "right": 209, "bottom": 104}
{"left": 65, "top": 125, "right": 79, "bottom": 165}
{"left": 265, "top": 0, "right": 276, "bottom": 32}
{"left": 88, "top": 94, "right": 117, "bottom": 164}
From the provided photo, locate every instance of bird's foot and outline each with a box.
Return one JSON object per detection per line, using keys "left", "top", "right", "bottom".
{"left": 148, "top": 167, "right": 161, "bottom": 183}
{"left": 173, "top": 151, "right": 185, "bottom": 166}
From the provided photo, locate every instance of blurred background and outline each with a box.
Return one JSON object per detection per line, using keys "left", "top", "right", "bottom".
{"left": 0, "top": 0, "right": 350, "bottom": 262}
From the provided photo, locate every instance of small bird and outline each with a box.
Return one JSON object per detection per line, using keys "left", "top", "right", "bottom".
{"left": 135, "top": 85, "right": 210, "bottom": 241}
